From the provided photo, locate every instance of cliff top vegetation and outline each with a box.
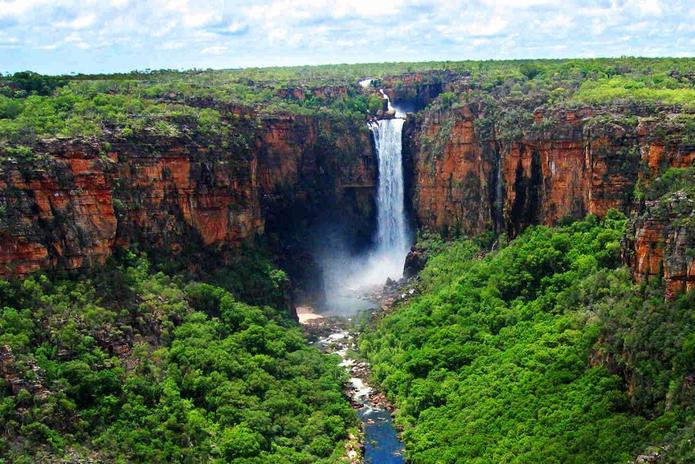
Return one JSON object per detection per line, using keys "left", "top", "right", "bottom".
{"left": 1, "top": 57, "right": 694, "bottom": 145}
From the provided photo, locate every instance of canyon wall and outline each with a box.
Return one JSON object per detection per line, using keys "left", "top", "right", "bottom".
{"left": 380, "top": 70, "right": 462, "bottom": 111}
{"left": 624, "top": 191, "right": 695, "bottom": 299}
{"left": 1, "top": 84, "right": 692, "bottom": 299}
{"left": 407, "top": 103, "right": 695, "bottom": 297}
{"left": 0, "top": 111, "right": 375, "bottom": 278}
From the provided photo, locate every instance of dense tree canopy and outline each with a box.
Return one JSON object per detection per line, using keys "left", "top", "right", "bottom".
{"left": 0, "top": 253, "right": 356, "bottom": 463}
{"left": 362, "top": 213, "right": 695, "bottom": 463}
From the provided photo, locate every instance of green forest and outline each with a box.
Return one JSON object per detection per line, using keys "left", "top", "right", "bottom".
{"left": 0, "top": 252, "right": 357, "bottom": 463}
{"left": 1, "top": 57, "right": 694, "bottom": 463}
{"left": 1, "top": 57, "right": 694, "bottom": 146}
{"left": 361, "top": 210, "right": 695, "bottom": 463}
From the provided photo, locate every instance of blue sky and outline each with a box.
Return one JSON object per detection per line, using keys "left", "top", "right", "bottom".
{"left": 0, "top": 0, "right": 693, "bottom": 75}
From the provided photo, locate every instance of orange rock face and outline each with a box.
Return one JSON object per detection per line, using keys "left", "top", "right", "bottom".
{"left": 408, "top": 105, "right": 694, "bottom": 298}
{"left": 1, "top": 97, "right": 691, "bottom": 300}
{"left": 0, "top": 142, "right": 117, "bottom": 275}
{"left": 409, "top": 106, "right": 624, "bottom": 236}
{"left": 627, "top": 120, "right": 695, "bottom": 300}
{"left": 410, "top": 107, "right": 494, "bottom": 235}
{"left": 626, "top": 193, "right": 695, "bottom": 300}
{"left": 410, "top": 106, "right": 688, "bottom": 232}
{"left": 0, "top": 113, "right": 376, "bottom": 278}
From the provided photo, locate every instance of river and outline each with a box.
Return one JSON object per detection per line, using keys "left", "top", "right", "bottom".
{"left": 298, "top": 305, "right": 406, "bottom": 464}
{"left": 303, "top": 90, "right": 410, "bottom": 462}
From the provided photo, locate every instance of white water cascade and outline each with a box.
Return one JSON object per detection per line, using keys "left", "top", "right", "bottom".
{"left": 369, "top": 116, "right": 410, "bottom": 275}
{"left": 316, "top": 90, "right": 411, "bottom": 314}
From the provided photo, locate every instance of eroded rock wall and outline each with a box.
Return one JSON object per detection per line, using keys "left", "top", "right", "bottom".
{"left": 0, "top": 111, "right": 376, "bottom": 277}
{"left": 407, "top": 104, "right": 695, "bottom": 297}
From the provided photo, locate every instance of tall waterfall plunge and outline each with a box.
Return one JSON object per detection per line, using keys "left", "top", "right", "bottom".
{"left": 370, "top": 116, "right": 410, "bottom": 268}
{"left": 316, "top": 96, "right": 412, "bottom": 315}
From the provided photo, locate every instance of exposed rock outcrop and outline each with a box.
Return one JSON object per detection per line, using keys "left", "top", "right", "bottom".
{"left": 379, "top": 70, "right": 461, "bottom": 110}
{"left": 0, "top": 111, "right": 376, "bottom": 279}
{"left": 0, "top": 345, "right": 51, "bottom": 400}
{"left": 406, "top": 103, "right": 695, "bottom": 297}
{"left": 624, "top": 191, "right": 695, "bottom": 300}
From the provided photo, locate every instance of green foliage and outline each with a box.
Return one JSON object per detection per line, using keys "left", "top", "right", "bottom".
{"left": 573, "top": 76, "right": 695, "bottom": 107}
{"left": 437, "top": 92, "right": 458, "bottom": 109}
{"left": 644, "top": 167, "right": 695, "bottom": 201}
{"left": 420, "top": 116, "right": 455, "bottom": 161}
{"left": 362, "top": 213, "right": 695, "bottom": 463}
{"left": 519, "top": 62, "right": 542, "bottom": 80}
{"left": 0, "top": 95, "right": 22, "bottom": 118}
{"left": 0, "top": 71, "right": 68, "bottom": 96}
{"left": 418, "top": 239, "right": 479, "bottom": 291}
{"left": 0, "top": 254, "right": 354, "bottom": 463}
{"left": 2, "top": 57, "right": 694, "bottom": 145}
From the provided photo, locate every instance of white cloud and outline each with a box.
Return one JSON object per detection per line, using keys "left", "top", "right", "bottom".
{"left": 472, "top": 38, "right": 491, "bottom": 46}
{"left": 625, "top": 20, "right": 649, "bottom": 32}
{"left": 226, "top": 21, "right": 247, "bottom": 33}
{"left": 540, "top": 14, "right": 573, "bottom": 32}
{"left": 0, "top": 0, "right": 49, "bottom": 18}
{"left": 479, "top": 0, "right": 555, "bottom": 7}
{"left": 0, "top": 38, "right": 18, "bottom": 48}
{"left": 63, "top": 31, "right": 91, "bottom": 49}
{"left": 201, "top": 45, "right": 228, "bottom": 54}
{"left": 183, "top": 11, "right": 219, "bottom": 28}
{"left": 160, "top": 40, "right": 186, "bottom": 49}
{"left": 244, "top": 0, "right": 401, "bottom": 24}
{"left": 0, "top": 0, "right": 692, "bottom": 73}
{"left": 633, "top": 0, "right": 662, "bottom": 16}
{"left": 332, "top": 0, "right": 402, "bottom": 17}
{"left": 468, "top": 16, "right": 508, "bottom": 36}
{"left": 35, "top": 41, "right": 62, "bottom": 50}
{"left": 56, "top": 14, "right": 97, "bottom": 29}
{"left": 151, "top": 19, "right": 179, "bottom": 37}
{"left": 155, "top": 0, "right": 222, "bottom": 27}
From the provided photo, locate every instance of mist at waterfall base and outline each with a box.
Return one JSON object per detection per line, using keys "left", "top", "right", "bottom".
{"left": 316, "top": 233, "right": 410, "bottom": 315}
{"left": 316, "top": 115, "right": 412, "bottom": 316}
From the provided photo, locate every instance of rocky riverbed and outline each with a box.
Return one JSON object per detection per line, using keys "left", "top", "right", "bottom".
{"left": 299, "top": 305, "right": 405, "bottom": 464}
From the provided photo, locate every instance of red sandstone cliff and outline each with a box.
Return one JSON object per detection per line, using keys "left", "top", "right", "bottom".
{"left": 622, "top": 117, "right": 695, "bottom": 299}
{"left": 1, "top": 87, "right": 692, "bottom": 299}
{"left": 407, "top": 104, "right": 695, "bottom": 297}
{"left": 625, "top": 192, "right": 695, "bottom": 299}
{"left": 0, "top": 112, "right": 375, "bottom": 277}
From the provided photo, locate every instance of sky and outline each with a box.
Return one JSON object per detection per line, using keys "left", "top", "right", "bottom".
{"left": 0, "top": 0, "right": 693, "bottom": 75}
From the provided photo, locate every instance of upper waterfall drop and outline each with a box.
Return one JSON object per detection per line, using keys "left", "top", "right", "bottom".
{"left": 379, "top": 89, "right": 407, "bottom": 118}
{"left": 370, "top": 117, "right": 409, "bottom": 258}
{"left": 368, "top": 93, "right": 411, "bottom": 280}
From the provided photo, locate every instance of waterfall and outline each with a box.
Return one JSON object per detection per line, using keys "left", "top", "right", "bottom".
{"left": 315, "top": 93, "right": 411, "bottom": 314}
{"left": 368, "top": 98, "right": 411, "bottom": 280}
{"left": 370, "top": 117, "right": 409, "bottom": 260}
{"left": 379, "top": 89, "right": 407, "bottom": 118}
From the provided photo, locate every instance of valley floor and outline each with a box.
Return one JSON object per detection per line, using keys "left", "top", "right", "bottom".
{"left": 299, "top": 304, "right": 405, "bottom": 464}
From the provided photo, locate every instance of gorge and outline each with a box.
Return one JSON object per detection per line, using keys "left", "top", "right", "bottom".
{"left": 1, "top": 67, "right": 693, "bottom": 300}
{"left": 1, "top": 59, "right": 694, "bottom": 463}
{"left": 316, "top": 92, "right": 411, "bottom": 462}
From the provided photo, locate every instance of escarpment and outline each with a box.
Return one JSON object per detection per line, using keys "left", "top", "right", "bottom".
{"left": 406, "top": 103, "right": 695, "bottom": 297}
{"left": 621, "top": 120, "right": 695, "bottom": 299}
{"left": 1, "top": 73, "right": 693, "bottom": 299}
{"left": 0, "top": 110, "right": 376, "bottom": 278}
{"left": 407, "top": 105, "right": 665, "bottom": 235}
